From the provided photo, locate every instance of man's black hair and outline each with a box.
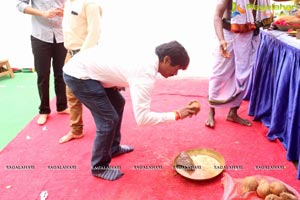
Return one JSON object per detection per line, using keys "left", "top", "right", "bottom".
{"left": 155, "top": 41, "right": 190, "bottom": 70}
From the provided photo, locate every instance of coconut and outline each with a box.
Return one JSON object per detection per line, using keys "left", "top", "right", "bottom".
{"left": 241, "top": 176, "right": 259, "bottom": 195}
{"left": 264, "top": 194, "right": 281, "bottom": 200}
{"left": 269, "top": 181, "right": 288, "bottom": 196}
{"left": 176, "top": 152, "right": 195, "bottom": 171}
{"left": 257, "top": 179, "right": 271, "bottom": 198}
{"left": 280, "top": 192, "right": 297, "bottom": 200}
{"left": 188, "top": 100, "right": 201, "bottom": 114}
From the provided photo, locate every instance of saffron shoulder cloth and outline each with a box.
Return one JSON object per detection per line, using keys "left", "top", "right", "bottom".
{"left": 230, "top": 0, "right": 273, "bottom": 33}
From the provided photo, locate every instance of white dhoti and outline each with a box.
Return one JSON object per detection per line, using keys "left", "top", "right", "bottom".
{"left": 208, "top": 29, "right": 260, "bottom": 108}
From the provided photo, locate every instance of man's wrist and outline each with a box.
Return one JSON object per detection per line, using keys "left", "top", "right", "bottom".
{"left": 174, "top": 111, "right": 182, "bottom": 120}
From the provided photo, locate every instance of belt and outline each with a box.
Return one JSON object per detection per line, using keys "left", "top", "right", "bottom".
{"left": 222, "top": 18, "right": 231, "bottom": 31}
{"left": 69, "top": 49, "right": 80, "bottom": 57}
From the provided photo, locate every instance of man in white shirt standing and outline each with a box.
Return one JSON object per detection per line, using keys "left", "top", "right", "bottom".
{"left": 63, "top": 40, "right": 199, "bottom": 181}
{"left": 59, "top": 0, "right": 103, "bottom": 143}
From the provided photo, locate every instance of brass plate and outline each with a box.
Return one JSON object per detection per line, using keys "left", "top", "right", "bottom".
{"left": 173, "top": 148, "right": 225, "bottom": 180}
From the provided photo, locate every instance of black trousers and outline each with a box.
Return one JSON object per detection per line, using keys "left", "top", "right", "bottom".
{"left": 31, "top": 36, "right": 67, "bottom": 114}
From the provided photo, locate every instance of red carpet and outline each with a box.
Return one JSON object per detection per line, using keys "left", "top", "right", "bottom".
{"left": 0, "top": 78, "right": 299, "bottom": 200}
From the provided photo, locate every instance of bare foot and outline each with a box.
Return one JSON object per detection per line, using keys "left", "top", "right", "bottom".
{"left": 57, "top": 108, "right": 70, "bottom": 114}
{"left": 37, "top": 114, "right": 48, "bottom": 125}
{"left": 59, "top": 131, "right": 83, "bottom": 144}
{"left": 205, "top": 108, "right": 215, "bottom": 128}
{"left": 226, "top": 107, "right": 252, "bottom": 126}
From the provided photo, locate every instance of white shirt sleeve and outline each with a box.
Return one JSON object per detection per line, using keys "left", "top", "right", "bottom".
{"left": 129, "top": 74, "right": 176, "bottom": 126}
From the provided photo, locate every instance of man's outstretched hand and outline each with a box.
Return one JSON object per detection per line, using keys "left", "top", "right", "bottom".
{"left": 177, "top": 100, "right": 201, "bottom": 119}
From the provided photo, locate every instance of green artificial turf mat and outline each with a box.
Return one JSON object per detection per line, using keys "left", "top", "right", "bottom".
{"left": 0, "top": 72, "right": 55, "bottom": 150}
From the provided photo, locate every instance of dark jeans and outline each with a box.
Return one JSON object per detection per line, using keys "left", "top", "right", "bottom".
{"left": 63, "top": 73, "right": 125, "bottom": 171}
{"left": 31, "top": 36, "right": 67, "bottom": 114}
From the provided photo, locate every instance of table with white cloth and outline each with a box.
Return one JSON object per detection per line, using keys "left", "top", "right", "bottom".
{"left": 247, "top": 29, "right": 300, "bottom": 180}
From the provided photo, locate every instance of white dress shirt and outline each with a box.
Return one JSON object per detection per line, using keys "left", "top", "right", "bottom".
{"left": 63, "top": 46, "right": 176, "bottom": 126}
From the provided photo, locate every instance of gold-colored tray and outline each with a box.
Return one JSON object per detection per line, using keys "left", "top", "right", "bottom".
{"left": 173, "top": 148, "right": 225, "bottom": 180}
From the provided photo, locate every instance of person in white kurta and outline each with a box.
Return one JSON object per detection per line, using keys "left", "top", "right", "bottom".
{"left": 205, "top": 0, "right": 272, "bottom": 128}
{"left": 63, "top": 40, "right": 198, "bottom": 181}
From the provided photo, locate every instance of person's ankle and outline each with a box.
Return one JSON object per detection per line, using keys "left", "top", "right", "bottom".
{"left": 57, "top": 108, "right": 70, "bottom": 114}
